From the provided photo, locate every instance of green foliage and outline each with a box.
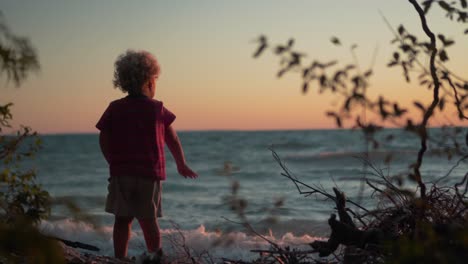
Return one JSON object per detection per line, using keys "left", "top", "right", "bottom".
{"left": 0, "top": 12, "right": 39, "bottom": 87}
{"left": 0, "top": 219, "right": 64, "bottom": 264}
{"left": 0, "top": 9, "right": 50, "bottom": 225}
{"left": 386, "top": 222, "right": 468, "bottom": 264}
{"left": 0, "top": 10, "right": 64, "bottom": 263}
{"left": 0, "top": 98, "right": 50, "bottom": 226}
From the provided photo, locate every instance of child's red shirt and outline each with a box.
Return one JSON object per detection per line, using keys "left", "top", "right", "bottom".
{"left": 96, "top": 95, "right": 176, "bottom": 181}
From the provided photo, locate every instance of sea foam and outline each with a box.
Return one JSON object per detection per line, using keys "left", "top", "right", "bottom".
{"left": 39, "top": 219, "right": 325, "bottom": 260}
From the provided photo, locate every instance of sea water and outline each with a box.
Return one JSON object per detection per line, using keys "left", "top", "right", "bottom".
{"left": 22, "top": 129, "right": 466, "bottom": 259}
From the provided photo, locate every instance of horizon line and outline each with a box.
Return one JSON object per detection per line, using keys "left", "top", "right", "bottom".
{"left": 32, "top": 125, "right": 467, "bottom": 136}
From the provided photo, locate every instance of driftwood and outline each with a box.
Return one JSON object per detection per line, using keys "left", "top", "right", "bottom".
{"left": 308, "top": 187, "right": 468, "bottom": 264}
{"left": 309, "top": 188, "right": 384, "bottom": 259}
{"left": 47, "top": 235, "right": 100, "bottom": 252}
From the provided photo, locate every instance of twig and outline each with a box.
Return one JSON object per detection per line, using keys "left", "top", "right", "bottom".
{"left": 365, "top": 179, "right": 398, "bottom": 206}
{"left": 455, "top": 173, "right": 468, "bottom": 199}
{"left": 441, "top": 73, "right": 468, "bottom": 120}
{"left": 272, "top": 149, "right": 374, "bottom": 214}
{"left": 220, "top": 216, "right": 280, "bottom": 250}
{"left": 378, "top": 9, "right": 429, "bottom": 76}
{"left": 434, "top": 154, "right": 468, "bottom": 184}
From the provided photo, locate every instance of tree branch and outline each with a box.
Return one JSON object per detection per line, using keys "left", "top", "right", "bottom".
{"left": 409, "top": 0, "right": 442, "bottom": 199}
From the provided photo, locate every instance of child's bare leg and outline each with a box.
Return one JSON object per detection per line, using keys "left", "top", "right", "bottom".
{"left": 113, "top": 216, "right": 133, "bottom": 258}
{"left": 138, "top": 218, "right": 161, "bottom": 252}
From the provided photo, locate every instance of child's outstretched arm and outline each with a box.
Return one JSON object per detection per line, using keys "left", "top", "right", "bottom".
{"left": 165, "top": 125, "right": 198, "bottom": 178}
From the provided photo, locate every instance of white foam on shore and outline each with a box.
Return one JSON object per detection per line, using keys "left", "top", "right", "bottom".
{"left": 39, "top": 219, "right": 325, "bottom": 260}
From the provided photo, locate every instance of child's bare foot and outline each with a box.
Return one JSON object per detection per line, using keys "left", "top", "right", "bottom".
{"left": 135, "top": 249, "right": 166, "bottom": 264}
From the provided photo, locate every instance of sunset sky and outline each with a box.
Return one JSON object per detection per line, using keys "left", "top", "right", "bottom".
{"left": 2, "top": 0, "right": 467, "bottom": 133}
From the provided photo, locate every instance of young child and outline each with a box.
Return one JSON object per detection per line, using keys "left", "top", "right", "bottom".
{"left": 96, "top": 50, "right": 198, "bottom": 259}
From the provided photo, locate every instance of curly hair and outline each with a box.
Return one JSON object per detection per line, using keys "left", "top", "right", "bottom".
{"left": 112, "top": 50, "right": 160, "bottom": 95}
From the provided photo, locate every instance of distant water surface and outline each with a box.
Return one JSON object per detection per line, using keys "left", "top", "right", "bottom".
{"left": 25, "top": 129, "right": 466, "bottom": 258}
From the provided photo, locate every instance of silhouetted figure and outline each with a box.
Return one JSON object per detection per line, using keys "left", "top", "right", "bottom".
{"left": 96, "top": 50, "right": 198, "bottom": 260}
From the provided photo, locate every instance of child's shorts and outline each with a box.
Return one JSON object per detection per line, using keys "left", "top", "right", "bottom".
{"left": 105, "top": 176, "right": 162, "bottom": 219}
